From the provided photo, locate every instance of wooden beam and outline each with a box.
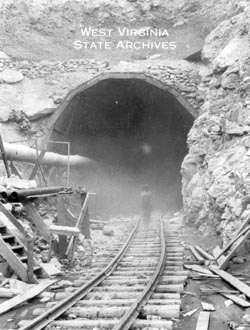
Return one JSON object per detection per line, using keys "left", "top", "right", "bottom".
{"left": 213, "top": 246, "right": 226, "bottom": 266}
{"left": 9, "top": 162, "right": 23, "bottom": 179}
{"left": 194, "top": 246, "right": 214, "bottom": 261}
{"left": 24, "top": 202, "right": 51, "bottom": 242}
{"left": 189, "top": 246, "right": 204, "bottom": 262}
{"left": 210, "top": 266, "right": 250, "bottom": 299}
{"left": 219, "top": 228, "right": 250, "bottom": 270}
{"left": 26, "top": 237, "right": 35, "bottom": 284}
{"left": 66, "top": 193, "right": 90, "bottom": 257}
{"left": 29, "top": 150, "right": 47, "bottom": 180}
{"left": 56, "top": 195, "right": 68, "bottom": 259}
{"left": 236, "top": 214, "right": 250, "bottom": 234}
{"left": 90, "top": 219, "right": 108, "bottom": 225}
{"left": 66, "top": 208, "right": 77, "bottom": 222}
{"left": 77, "top": 193, "right": 90, "bottom": 228}
{"left": 49, "top": 225, "right": 80, "bottom": 236}
{"left": 215, "top": 224, "right": 250, "bottom": 261}
{"left": 0, "top": 279, "right": 56, "bottom": 316}
{"left": 200, "top": 288, "right": 239, "bottom": 295}
{"left": 184, "top": 264, "right": 213, "bottom": 275}
{"left": 0, "top": 134, "right": 11, "bottom": 177}
{"left": 195, "top": 312, "right": 210, "bottom": 330}
{"left": 0, "top": 203, "right": 29, "bottom": 240}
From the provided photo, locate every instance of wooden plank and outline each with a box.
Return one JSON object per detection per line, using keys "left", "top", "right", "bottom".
{"left": 66, "top": 208, "right": 77, "bottom": 222}
{"left": 184, "top": 264, "right": 213, "bottom": 275}
{"left": 0, "top": 134, "right": 11, "bottom": 177}
{"left": 236, "top": 214, "right": 250, "bottom": 235}
{"left": 9, "top": 162, "right": 23, "bottom": 179}
{"left": 29, "top": 150, "right": 46, "bottom": 180}
{"left": 219, "top": 228, "right": 250, "bottom": 270}
{"left": 66, "top": 193, "right": 90, "bottom": 256}
{"left": 0, "top": 279, "right": 56, "bottom": 316}
{"left": 190, "top": 246, "right": 204, "bottom": 262}
{"left": 50, "top": 225, "right": 80, "bottom": 236}
{"left": 26, "top": 237, "right": 35, "bottom": 283}
{"left": 200, "top": 288, "right": 239, "bottom": 295}
{"left": 195, "top": 246, "right": 214, "bottom": 261}
{"left": 195, "top": 311, "right": 210, "bottom": 330}
{"left": 221, "top": 293, "right": 250, "bottom": 308}
{"left": 210, "top": 266, "right": 250, "bottom": 300}
{"left": 215, "top": 224, "right": 250, "bottom": 261}
{"left": 90, "top": 219, "right": 108, "bottom": 225}
{"left": 191, "top": 274, "right": 219, "bottom": 280}
{"left": 57, "top": 195, "right": 68, "bottom": 259}
{"left": 213, "top": 246, "right": 226, "bottom": 266}
{"left": 75, "top": 193, "right": 90, "bottom": 228}
{"left": 25, "top": 202, "right": 51, "bottom": 242}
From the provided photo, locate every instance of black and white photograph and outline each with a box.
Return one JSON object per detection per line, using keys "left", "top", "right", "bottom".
{"left": 0, "top": 0, "right": 250, "bottom": 329}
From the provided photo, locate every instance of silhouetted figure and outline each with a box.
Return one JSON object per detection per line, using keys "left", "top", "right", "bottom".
{"left": 141, "top": 185, "right": 152, "bottom": 224}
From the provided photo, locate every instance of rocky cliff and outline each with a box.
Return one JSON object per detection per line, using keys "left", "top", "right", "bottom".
{"left": 181, "top": 4, "right": 250, "bottom": 245}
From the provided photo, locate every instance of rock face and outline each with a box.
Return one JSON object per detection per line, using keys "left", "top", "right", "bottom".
{"left": 182, "top": 5, "right": 250, "bottom": 245}
{"left": 0, "top": 0, "right": 222, "bottom": 26}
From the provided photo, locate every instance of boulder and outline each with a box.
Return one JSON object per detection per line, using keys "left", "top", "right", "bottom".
{"left": 214, "top": 37, "right": 250, "bottom": 70}
{"left": 0, "top": 69, "right": 24, "bottom": 84}
{"left": 232, "top": 256, "right": 246, "bottom": 264}
{"left": 28, "top": 107, "right": 57, "bottom": 121}
{"left": 53, "top": 96, "right": 63, "bottom": 104}
{"left": 103, "top": 225, "right": 114, "bottom": 236}
{"left": 225, "top": 121, "right": 244, "bottom": 135}
{"left": 199, "top": 66, "right": 213, "bottom": 78}
{"left": 0, "top": 105, "right": 12, "bottom": 122}
{"left": 181, "top": 154, "right": 197, "bottom": 185}
{"left": 221, "top": 73, "right": 240, "bottom": 89}
{"left": 21, "top": 79, "right": 55, "bottom": 118}
{"left": 0, "top": 51, "right": 9, "bottom": 59}
{"left": 202, "top": 19, "right": 233, "bottom": 63}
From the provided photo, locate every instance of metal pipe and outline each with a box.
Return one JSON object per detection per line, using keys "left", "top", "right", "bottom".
{"left": 1, "top": 143, "right": 95, "bottom": 168}
{"left": 0, "top": 190, "right": 11, "bottom": 199}
{"left": 9, "top": 187, "right": 65, "bottom": 200}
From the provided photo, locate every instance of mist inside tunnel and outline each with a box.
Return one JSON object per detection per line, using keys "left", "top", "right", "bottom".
{"left": 49, "top": 75, "right": 195, "bottom": 216}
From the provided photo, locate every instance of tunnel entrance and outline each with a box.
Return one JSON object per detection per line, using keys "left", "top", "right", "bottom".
{"left": 47, "top": 73, "right": 195, "bottom": 216}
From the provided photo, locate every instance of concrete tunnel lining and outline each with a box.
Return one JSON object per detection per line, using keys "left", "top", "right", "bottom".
{"left": 47, "top": 72, "right": 195, "bottom": 215}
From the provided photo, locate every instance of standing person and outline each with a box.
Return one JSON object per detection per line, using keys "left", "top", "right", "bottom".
{"left": 141, "top": 184, "right": 152, "bottom": 224}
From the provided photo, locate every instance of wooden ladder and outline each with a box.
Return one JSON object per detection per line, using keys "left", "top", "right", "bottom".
{"left": 0, "top": 220, "right": 46, "bottom": 283}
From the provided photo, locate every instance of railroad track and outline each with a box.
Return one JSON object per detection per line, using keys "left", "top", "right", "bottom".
{"left": 19, "top": 216, "right": 187, "bottom": 330}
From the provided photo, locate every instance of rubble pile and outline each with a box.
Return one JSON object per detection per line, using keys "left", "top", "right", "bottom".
{"left": 0, "top": 57, "right": 109, "bottom": 80}
{"left": 146, "top": 62, "right": 201, "bottom": 110}
{"left": 182, "top": 5, "right": 250, "bottom": 245}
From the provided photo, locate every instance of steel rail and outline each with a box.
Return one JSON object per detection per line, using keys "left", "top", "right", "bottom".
{"left": 112, "top": 219, "right": 166, "bottom": 330}
{"left": 19, "top": 219, "right": 141, "bottom": 330}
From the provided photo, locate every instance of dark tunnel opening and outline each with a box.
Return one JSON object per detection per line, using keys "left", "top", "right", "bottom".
{"left": 48, "top": 73, "right": 195, "bottom": 216}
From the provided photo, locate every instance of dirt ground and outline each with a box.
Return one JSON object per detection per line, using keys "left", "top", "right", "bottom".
{"left": 0, "top": 21, "right": 204, "bottom": 63}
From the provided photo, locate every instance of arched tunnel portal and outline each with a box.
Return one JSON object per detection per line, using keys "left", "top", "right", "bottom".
{"left": 47, "top": 72, "right": 196, "bottom": 215}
